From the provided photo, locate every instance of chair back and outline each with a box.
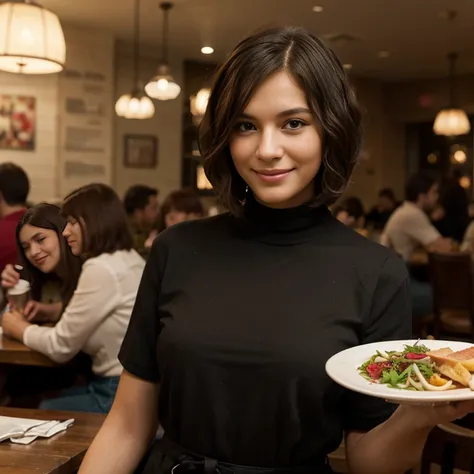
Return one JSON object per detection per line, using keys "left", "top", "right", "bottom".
{"left": 420, "top": 424, "right": 474, "bottom": 474}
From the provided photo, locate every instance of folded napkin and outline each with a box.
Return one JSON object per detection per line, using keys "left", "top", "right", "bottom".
{"left": 0, "top": 415, "right": 74, "bottom": 445}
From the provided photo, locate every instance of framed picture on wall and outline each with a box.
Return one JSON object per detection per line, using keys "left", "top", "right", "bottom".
{"left": 123, "top": 134, "right": 158, "bottom": 169}
{"left": 0, "top": 94, "right": 36, "bottom": 151}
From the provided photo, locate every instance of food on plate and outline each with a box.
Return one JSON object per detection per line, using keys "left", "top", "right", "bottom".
{"left": 358, "top": 343, "right": 474, "bottom": 391}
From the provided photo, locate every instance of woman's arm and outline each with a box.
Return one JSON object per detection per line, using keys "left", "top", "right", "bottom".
{"left": 79, "top": 370, "right": 159, "bottom": 474}
{"left": 22, "top": 261, "right": 120, "bottom": 363}
{"left": 346, "top": 396, "right": 474, "bottom": 473}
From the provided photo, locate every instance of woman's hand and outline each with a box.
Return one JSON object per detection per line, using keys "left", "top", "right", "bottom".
{"left": 397, "top": 400, "right": 474, "bottom": 430}
{"left": 1, "top": 264, "right": 20, "bottom": 289}
{"left": 1, "top": 310, "right": 30, "bottom": 341}
{"left": 23, "top": 301, "right": 62, "bottom": 322}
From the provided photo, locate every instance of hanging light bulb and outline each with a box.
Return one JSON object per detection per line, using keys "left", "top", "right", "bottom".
{"left": 190, "top": 87, "right": 210, "bottom": 116}
{"left": 0, "top": 0, "right": 66, "bottom": 74}
{"left": 433, "top": 109, "right": 470, "bottom": 136}
{"left": 145, "top": 64, "right": 180, "bottom": 100}
{"left": 115, "top": 0, "right": 154, "bottom": 119}
{"left": 433, "top": 52, "right": 471, "bottom": 136}
{"left": 115, "top": 91, "right": 155, "bottom": 119}
{"left": 145, "top": 3, "right": 181, "bottom": 101}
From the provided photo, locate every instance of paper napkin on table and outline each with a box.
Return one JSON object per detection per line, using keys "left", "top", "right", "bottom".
{"left": 0, "top": 415, "right": 74, "bottom": 445}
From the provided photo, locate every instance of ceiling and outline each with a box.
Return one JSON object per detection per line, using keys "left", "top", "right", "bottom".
{"left": 42, "top": 0, "right": 474, "bottom": 81}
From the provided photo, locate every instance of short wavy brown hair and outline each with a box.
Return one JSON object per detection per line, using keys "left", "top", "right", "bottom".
{"left": 62, "top": 183, "right": 133, "bottom": 259}
{"left": 199, "top": 26, "right": 363, "bottom": 217}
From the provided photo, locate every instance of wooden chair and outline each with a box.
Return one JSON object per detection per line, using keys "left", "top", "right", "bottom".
{"left": 420, "top": 424, "right": 474, "bottom": 474}
{"left": 429, "top": 252, "right": 474, "bottom": 340}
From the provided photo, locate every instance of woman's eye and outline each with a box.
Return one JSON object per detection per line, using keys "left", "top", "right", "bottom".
{"left": 284, "top": 119, "right": 306, "bottom": 130}
{"left": 237, "top": 122, "right": 256, "bottom": 132}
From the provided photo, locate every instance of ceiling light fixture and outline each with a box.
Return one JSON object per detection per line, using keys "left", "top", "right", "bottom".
{"left": 145, "top": 2, "right": 181, "bottom": 101}
{"left": 312, "top": 5, "right": 324, "bottom": 12}
{"left": 0, "top": 0, "right": 66, "bottom": 74}
{"left": 343, "top": 63, "right": 352, "bottom": 70}
{"left": 433, "top": 52, "right": 471, "bottom": 136}
{"left": 201, "top": 46, "right": 214, "bottom": 55}
{"left": 115, "top": 0, "right": 154, "bottom": 119}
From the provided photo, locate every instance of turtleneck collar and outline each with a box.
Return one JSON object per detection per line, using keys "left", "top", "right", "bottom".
{"left": 232, "top": 194, "right": 332, "bottom": 245}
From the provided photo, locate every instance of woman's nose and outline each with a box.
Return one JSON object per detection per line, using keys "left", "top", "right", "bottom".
{"left": 62, "top": 223, "right": 70, "bottom": 237}
{"left": 256, "top": 129, "right": 284, "bottom": 161}
{"left": 30, "top": 242, "right": 40, "bottom": 256}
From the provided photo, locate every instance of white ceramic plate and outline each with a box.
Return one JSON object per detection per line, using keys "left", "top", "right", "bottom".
{"left": 325, "top": 339, "right": 474, "bottom": 403}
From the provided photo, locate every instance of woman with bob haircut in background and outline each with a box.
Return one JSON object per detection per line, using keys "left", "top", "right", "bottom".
{"left": 78, "top": 27, "right": 474, "bottom": 473}
{"left": 3, "top": 184, "right": 145, "bottom": 413}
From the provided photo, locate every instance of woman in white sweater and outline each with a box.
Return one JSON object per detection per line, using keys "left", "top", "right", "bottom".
{"left": 2, "top": 184, "right": 145, "bottom": 413}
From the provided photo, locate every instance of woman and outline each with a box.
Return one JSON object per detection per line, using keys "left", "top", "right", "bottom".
{"left": 78, "top": 28, "right": 474, "bottom": 473}
{"left": 1, "top": 203, "right": 84, "bottom": 404}
{"left": 2, "top": 184, "right": 145, "bottom": 413}
{"left": 2, "top": 203, "right": 82, "bottom": 321}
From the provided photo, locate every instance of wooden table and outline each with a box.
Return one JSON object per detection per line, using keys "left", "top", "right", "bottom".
{"left": 0, "top": 335, "right": 55, "bottom": 367}
{"left": 0, "top": 407, "right": 105, "bottom": 474}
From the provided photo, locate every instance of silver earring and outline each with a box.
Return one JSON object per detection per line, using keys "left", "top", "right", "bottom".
{"left": 240, "top": 185, "right": 249, "bottom": 206}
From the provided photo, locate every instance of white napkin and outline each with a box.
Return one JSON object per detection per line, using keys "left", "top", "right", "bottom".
{"left": 0, "top": 415, "right": 74, "bottom": 445}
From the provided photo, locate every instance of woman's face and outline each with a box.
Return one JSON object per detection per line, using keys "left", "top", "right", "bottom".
{"left": 229, "top": 71, "right": 322, "bottom": 209}
{"left": 62, "top": 217, "right": 84, "bottom": 256}
{"left": 19, "top": 224, "right": 61, "bottom": 273}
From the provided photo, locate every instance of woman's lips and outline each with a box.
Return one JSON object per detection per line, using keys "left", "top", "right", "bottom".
{"left": 253, "top": 169, "right": 294, "bottom": 183}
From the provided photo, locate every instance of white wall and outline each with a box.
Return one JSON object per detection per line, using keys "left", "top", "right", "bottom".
{"left": 113, "top": 53, "right": 183, "bottom": 201}
{"left": 0, "top": 72, "right": 59, "bottom": 203}
{"left": 57, "top": 26, "right": 115, "bottom": 198}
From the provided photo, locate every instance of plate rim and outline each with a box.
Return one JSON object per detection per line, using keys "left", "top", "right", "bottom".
{"left": 325, "top": 339, "right": 474, "bottom": 402}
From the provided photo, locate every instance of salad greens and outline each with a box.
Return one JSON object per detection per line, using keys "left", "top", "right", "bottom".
{"left": 358, "top": 344, "right": 446, "bottom": 391}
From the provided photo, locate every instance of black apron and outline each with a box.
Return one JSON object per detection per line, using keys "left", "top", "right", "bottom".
{"left": 136, "top": 436, "right": 333, "bottom": 474}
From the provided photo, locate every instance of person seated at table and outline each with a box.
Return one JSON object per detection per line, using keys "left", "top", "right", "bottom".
{"left": 365, "top": 188, "right": 398, "bottom": 231}
{"left": 381, "top": 172, "right": 453, "bottom": 322}
{"left": 156, "top": 188, "right": 205, "bottom": 233}
{"left": 1, "top": 203, "right": 82, "bottom": 320}
{"left": 334, "top": 196, "right": 368, "bottom": 237}
{"left": 123, "top": 184, "right": 159, "bottom": 259}
{"left": 0, "top": 203, "right": 85, "bottom": 405}
{"left": 1, "top": 184, "right": 145, "bottom": 413}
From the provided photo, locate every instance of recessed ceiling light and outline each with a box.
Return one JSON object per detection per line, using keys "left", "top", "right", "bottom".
{"left": 378, "top": 50, "right": 390, "bottom": 59}
{"left": 343, "top": 63, "right": 352, "bottom": 70}
{"left": 312, "top": 5, "right": 324, "bottom": 12}
{"left": 201, "top": 46, "right": 214, "bottom": 55}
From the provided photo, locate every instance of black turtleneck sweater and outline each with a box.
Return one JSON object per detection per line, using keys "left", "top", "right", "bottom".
{"left": 119, "top": 200, "right": 411, "bottom": 471}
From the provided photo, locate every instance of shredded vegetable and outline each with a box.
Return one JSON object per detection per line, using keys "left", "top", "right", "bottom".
{"left": 358, "top": 344, "right": 453, "bottom": 392}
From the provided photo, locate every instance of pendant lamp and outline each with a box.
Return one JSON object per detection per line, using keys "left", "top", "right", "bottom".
{"left": 145, "top": 2, "right": 181, "bottom": 101}
{"left": 0, "top": 0, "right": 66, "bottom": 74}
{"left": 115, "top": 0, "right": 154, "bottom": 119}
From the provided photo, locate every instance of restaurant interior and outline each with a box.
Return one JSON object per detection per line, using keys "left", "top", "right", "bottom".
{"left": 1, "top": 0, "right": 474, "bottom": 473}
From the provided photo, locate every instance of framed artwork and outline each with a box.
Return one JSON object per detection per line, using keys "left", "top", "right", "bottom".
{"left": 0, "top": 94, "right": 36, "bottom": 151}
{"left": 123, "top": 134, "right": 158, "bottom": 169}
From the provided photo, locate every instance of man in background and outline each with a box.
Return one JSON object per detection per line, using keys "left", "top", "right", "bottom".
{"left": 0, "top": 163, "right": 29, "bottom": 273}
{"left": 124, "top": 185, "right": 159, "bottom": 258}
{"left": 381, "top": 172, "right": 453, "bottom": 323}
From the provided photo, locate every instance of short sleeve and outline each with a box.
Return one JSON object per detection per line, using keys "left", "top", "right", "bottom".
{"left": 118, "top": 238, "right": 167, "bottom": 382}
{"left": 406, "top": 211, "right": 440, "bottom": 247}
{"left": 343, "top": 254, "right": 412, "bottom": 432}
